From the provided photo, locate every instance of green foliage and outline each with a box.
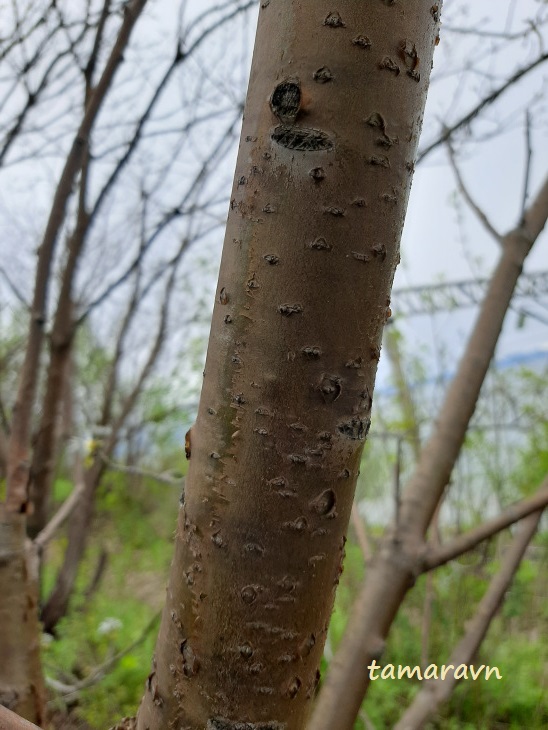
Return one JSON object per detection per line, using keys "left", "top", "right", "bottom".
{"left": 42, "top": 471, "right": 179, "bottom": 727}
{"left": 329, "top": 530, "right": 547, "bottom": 729}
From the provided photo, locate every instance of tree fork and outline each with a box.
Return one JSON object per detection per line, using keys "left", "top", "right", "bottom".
{"left": 137, "top": 2, "right": 440, "bottom": 728}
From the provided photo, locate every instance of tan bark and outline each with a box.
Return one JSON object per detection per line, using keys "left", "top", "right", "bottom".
{"left": 136, "top": 3, "right": 440, "bottom": 728}
{"left": 0, "top": 705, "right": 41, "bottom": 730}
{"left": 0, "top": 510, "right": 45, "bottom": 726}
{"left": 308, "top": 174, "right": 548, "bottom": 729}
{"left": 394, "top": 508, "right": 544, "bottom": 729}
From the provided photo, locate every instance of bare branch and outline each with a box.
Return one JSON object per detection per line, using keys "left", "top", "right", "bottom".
{"left": 403, "top": 174, "right": 548, "bottom": 537}
{"left": 446, "top": 142, "right": 503, "bottom": 243}
{"left": 418, "top": 52, "right": 548, "bottom": 164}
{"left": 102, "top": 455, "right": 185, "bottom": 487}
{"left": 520, "top": 110, "right": 533, "bottom": 221}
{"left": 443, "top": 21, "right": 546, "bottom": 41}
{"left": 421, "top": 477, "right": 548, "bottom": 572}
{"left": 0, "top": 265, "right": 30, "bottom": 309}
{"left": 45, "top": 612, "right": 161, "bottom": 701}
{"left": 78, "top": 112, "right": 240, "bottom": 323}
{"left": 34, "top": 480, "right": 86, "bottom": 552}
{"left": 5, "top": 0, "right": 149, "bottom": 512}
{"left": 395, "top": 509, "right": 543, "bottom": 729}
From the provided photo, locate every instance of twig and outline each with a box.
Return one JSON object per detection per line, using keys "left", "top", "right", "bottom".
{"left": 34, "top": 480, "right": 86, "bottom": 551}
{"left": 46, "top": 612, "right": 161, "bottom": 703}
{"left": 421, "top": 477, "right": 548, "bottom": 572}
{"left": 521, "top": 110, "right": 533, "bottom": 221}
{"left": 418, "top": 52, "right": 548, "bottom": 163}
{"left": 446, "top": 142, "right": 502, "bottom": 243}
{"left": 101, "top": 453, "right": 185, "bottom": 487}
{"left": 351, "top": 505, "right": 373, "bottom": 562}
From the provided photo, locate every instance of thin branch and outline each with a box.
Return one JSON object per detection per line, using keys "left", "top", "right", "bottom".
{"left": 351, "top": 505, "right": 373, "bottom": 562}
{"left": 521, "top": 110, "right": 533, "bottom": 221}
{"left": 5, "top": 0, "right": 149, "bottom": 511}
{"left": 447, "top": 142, "right": 503, "bottom": 243}
{"left": 77, "top": 112, "right": 240, "bottom": 324}
{"left": 83, "top": 0, "right": 112, "bottom": 90}
{"left": 442, "top": 22, "right": 545, "bottom": 41}
{"left": 421, "top": 478, "right": 548, "bottom": 572}
{"left": 45, "top": 612, "right": 161, "bottom": 702}
{"left": 0, "top": 265, "right": 30, "bottom": 309}
{"left": 101, "top": 453, "right": 185, "bottom": 487}
{"left": 34, "top": 481, "right": 86, "bottom": 552}
{"left": 418, "top": 52, "right": 548, "bottom": 164}
{"left": 395, "top": 509, "right": 543, "bottom": 730}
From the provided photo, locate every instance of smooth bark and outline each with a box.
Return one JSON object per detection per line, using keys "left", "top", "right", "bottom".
{"left": 0, "top": 511, "right": 44, "bottom": 726}
{"left": 0, "top": 705, "right": 41, "bottom": 730}
{"left": 137, "top": 2, "right": 440, "bottom": 728}
{"left": 308, "top": 175, "right": 548, "bottom": 730}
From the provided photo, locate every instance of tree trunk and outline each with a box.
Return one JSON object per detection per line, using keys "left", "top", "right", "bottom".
{"left": 0, "top": 510, "right": 45, "bottom": 726}
{"left": 136, "top": 2, "right": 440, "bottom": 728}
{"left": 0, "top": 704, "right": 42, "bottom": 730}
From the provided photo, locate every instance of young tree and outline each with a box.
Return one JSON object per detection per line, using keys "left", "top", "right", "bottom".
{"left": 135, "top": 2, "right": 441, "bottom": 728}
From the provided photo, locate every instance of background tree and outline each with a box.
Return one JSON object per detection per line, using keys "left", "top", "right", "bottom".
{"left": 0, "top": 0, "right": 252, "bottom": 722}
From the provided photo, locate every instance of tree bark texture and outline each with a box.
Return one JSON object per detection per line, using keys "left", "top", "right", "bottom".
{"left": 308, "top": 176, "right": 548, "bottom": 730}
{"left": 137, "top": 3, "right": 440, "bottom": 728}
{"left": 0, "top": 511, "right": 45, "bottom": 725}
{"left": 394, "top": 509, "right": 543, "bottom": 730}
{"left": 0, "top": 704, "right": 42, "bottom": 730}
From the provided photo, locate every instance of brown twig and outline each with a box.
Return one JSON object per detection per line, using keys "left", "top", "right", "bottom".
{"left": 447, "top": 142, "right": 503, "bottom": 243}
